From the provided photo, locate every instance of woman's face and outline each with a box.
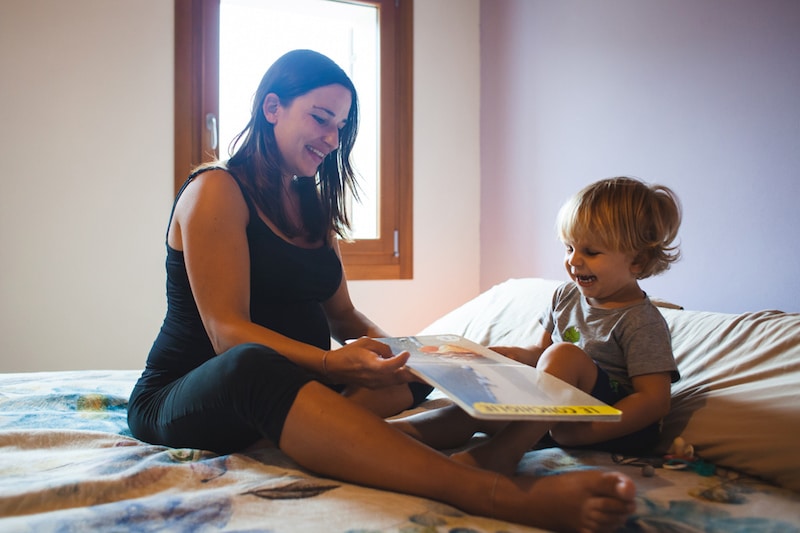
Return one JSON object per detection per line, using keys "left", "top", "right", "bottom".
{"left": 264, "top": 83, "right": 352, "bottom": 178}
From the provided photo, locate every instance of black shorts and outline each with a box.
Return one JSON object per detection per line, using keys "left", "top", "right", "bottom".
{"left": 128, "top": 343, "right": 432, "bottom": 455}
{"left": 584, "top": 365, "right": 661, "bottom": 454}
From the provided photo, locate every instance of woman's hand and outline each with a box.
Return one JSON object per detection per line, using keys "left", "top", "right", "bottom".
{"left": 323, "top": 337, "right": 414, "bottom": 389}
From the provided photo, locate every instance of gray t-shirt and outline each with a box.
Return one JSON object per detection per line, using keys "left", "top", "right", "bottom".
{"left": 540, "top": 282, "right": 680, "bottom": 394}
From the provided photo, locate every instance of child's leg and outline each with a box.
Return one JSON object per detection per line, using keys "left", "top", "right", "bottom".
{"left": 450, "top": 343, "right": 599, "bottom": 474}
{"left": 389, "top": 402, "right": 506, "bottom": 449}
{"left": 451, "top": 419, "right": 552, "bottom": 475}
{"left": 537, "top": 342, "right": 601, "bottom": 393}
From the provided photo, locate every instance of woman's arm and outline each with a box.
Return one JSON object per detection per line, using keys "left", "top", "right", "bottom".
{"left": 322, "top": 237, "right": 390, "bottom": 342}
{"left": 172, "top": 169, "right": 263, "bottom": 353}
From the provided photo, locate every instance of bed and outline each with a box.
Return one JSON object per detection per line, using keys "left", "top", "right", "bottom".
{"left": 1, "top": 277, "right": 799, "bottom": 532}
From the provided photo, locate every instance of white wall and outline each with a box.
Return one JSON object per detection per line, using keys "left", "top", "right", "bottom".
{"left": 0, "top": 0, "right": 482, "bottom": 372}
{"left": 480, "top": 0, "right": 800, "bottom": 313}
{"left": 0, "top": 0, "right": 174, "bottom": 372}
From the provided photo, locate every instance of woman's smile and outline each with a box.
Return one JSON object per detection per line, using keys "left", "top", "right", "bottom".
{"left": 268, "top": 84, "right": 352, "bottom": 178}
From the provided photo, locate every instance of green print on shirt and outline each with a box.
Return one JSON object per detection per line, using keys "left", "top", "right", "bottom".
{"left": 563, "top": 326, "right": 581, "bottom": 343}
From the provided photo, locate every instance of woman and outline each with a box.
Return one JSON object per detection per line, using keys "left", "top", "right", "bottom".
{"left": 128, "top": 49, "right": 636, "bottom": 532}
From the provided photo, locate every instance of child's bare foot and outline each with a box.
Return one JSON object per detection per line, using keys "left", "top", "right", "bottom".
{"left": 492, "top": 470, "right": 636, "bottom": 533}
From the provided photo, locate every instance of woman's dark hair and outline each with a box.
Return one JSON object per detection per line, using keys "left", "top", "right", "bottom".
{"left": 226, "top": 49, "right": 360, "bottom": 243}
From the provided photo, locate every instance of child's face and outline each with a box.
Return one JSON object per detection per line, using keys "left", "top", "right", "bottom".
{"left": 563, "top": 240, "right": 643, "bottom": 308}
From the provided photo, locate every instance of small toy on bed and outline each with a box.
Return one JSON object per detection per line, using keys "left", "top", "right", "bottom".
{"left": 663, "top": 436, "right": 715, "bottom": 476}
{"left": 612, "top": 437, "right": 714, "bottom": 477}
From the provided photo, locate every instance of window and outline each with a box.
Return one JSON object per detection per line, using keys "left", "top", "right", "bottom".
{"left": 220, "top": 1, "right": 379, "bottom": 240}
{"left": 174, "top": 0, "right": 413, "bottom": 280}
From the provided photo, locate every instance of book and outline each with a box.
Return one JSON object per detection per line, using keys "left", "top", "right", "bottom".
{"left": 379, "top": 334, "right": 622, "bottom": 422}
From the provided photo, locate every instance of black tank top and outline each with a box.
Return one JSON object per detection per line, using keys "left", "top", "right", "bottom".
{"left": 135, "top": 168, "right": 342, "bottom": 388}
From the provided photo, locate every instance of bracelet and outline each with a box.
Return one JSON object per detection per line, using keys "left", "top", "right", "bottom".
{"left": 321, "top": 350, "right": 330, "bottom": 376}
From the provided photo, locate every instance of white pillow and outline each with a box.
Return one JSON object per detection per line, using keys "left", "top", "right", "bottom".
{"left": 659, "top": 307, "right": 800, "bottom": 491}
{"left": 418, "top": 277, "right": 560, "bottom": 346}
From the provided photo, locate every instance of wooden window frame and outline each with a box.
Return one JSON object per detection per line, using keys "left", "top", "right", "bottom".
{"left": 174, "top": 0, "right": 413, "bottom": 280}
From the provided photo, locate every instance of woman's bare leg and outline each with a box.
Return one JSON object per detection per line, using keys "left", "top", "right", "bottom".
{"left": 343, "top": 383, "right": 414, "bottom": 418}
{"left": 280, "top": 381, "right": 636, "bottom": 532}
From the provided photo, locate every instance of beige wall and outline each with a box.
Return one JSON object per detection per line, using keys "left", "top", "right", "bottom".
{"left": 0, "top": 0, "right": 481, "bottom": 372}
{"left": 0, "top": 0, "right": 174, "bottom": 372}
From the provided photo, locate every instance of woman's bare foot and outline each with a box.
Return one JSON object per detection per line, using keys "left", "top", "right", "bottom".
{"left": 492, "top": 470, "right": 636, "bottom": 533}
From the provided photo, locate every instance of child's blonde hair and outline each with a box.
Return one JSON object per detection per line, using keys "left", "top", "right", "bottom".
{"left": 557, "top": 176, "right": 682, "bottom": 279}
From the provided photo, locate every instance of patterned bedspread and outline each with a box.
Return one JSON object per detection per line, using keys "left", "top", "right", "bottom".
{"left": 1, "top": 370, "right": 798, "bottom": 532}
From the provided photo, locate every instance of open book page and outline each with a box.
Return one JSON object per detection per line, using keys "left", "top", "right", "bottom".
{"left": 380, "top": 334, "right": 621, "bottom": 422}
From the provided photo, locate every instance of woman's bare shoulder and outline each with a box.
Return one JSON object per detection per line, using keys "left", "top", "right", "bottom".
{"left": 186, "top": 167, "right": 241, "bottom": 195}
{"left": 176, "top": 168, "right": 246, "bottom": 212}
{"left": 169, "top": 167, "right": 248, "bottom": 249}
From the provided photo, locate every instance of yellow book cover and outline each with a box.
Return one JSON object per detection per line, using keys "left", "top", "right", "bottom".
{"left": 379, "top": 334, "right": 621, "bottom": 422}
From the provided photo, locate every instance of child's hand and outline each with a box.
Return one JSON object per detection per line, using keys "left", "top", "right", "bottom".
{"left": 490, "top": 346, "right": 541, "bottom": 367}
